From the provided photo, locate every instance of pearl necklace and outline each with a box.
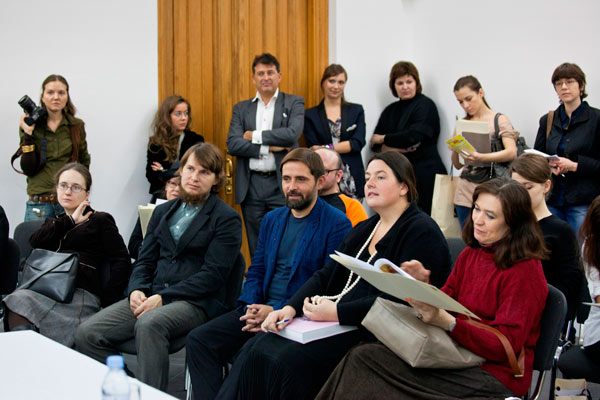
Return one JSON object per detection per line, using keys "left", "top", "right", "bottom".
{"left": 312, "top": 220, "right": 381, "bottom": 305}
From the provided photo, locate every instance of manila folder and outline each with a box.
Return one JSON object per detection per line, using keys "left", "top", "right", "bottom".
{"left": 138, "top": 205, "right": 156, "bottom": 238}
{"left": 330, "top": 252, "right": 479, "bottom": 319}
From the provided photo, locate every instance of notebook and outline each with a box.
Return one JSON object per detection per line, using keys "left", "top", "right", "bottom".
{"left": 275, "top": 318, "right": 357, "bottom": 344}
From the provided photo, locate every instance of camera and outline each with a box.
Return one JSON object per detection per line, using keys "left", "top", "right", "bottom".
{"left": 18, "top": 95, "right": 47, "bottom": 126}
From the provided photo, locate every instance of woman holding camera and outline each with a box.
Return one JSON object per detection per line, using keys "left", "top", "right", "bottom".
{"left": 18, "top": 74, "right": 91, "bottom": 221}
{"left": 146, "top": 95, "right": 204, "bottom": 200}
{"left": 3, "top": 163, "right": 131, "bottom": 347}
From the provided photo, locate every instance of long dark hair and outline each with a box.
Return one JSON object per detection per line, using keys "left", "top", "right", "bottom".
{"left": 581, "top": 196, "right": 600, "bottom": 270}
{"left": 320, "top": 64, "right": 348, "bottom": 103}
{"left": 148, "top": 95, "right": 192, "bottom": 162}
{"left": 463, "top": 178, "right": 548, "bottom": 270}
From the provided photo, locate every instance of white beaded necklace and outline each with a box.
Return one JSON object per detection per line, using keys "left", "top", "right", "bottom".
{"left": 312, "top": 220, "right": 381, "bottom": 305}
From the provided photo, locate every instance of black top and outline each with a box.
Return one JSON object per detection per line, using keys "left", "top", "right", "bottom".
{"left": 29, "top": 211, "right": 132, "bottom": 307}
{"left": 128, "top": 217, "right": 144, "bottom": 261}
{"left": 373, "top": 93, "right": 443, "bottom": 164}
{"left": 304, "top": 101, "right": 367, "bottom": 197}
{"left": 535, "top": 102, "right": 600, "bottom": 206}
{"left": 0, "top": 205, "right": 11, "bottom": 293}
{"left": 146, "top": 129, "right": 204, "bottom": 195}
{"left": 320, "top": 193, "right": 346, "bottom": 214}
{"left": 539, "top": 214, "right": 582, "bottom": 319}
{"left": 287, "top": 204, "right": 452, "bottom": 326}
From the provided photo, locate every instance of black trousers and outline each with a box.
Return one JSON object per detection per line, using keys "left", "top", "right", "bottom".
{"left": 241, "top": 172, "right": 284, "bottom": 258}
{"left": 558, "top": 342, "right": 600, "bottom": 383}
{"left": 186, "top": 308, "right": 266, "bottom": 400}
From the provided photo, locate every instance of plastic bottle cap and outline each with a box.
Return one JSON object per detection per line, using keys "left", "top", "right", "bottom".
{"left": 106, "top": 355, "right": 125, "bottom": 369}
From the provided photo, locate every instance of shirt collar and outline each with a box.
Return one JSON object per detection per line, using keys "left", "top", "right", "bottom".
{"left": 252, "top": 88, "right": 279, "bottom": 104}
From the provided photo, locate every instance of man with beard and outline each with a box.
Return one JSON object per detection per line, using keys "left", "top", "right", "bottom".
{"left": 315, "top": 147, "right": 368, "bottom": 227}
{"left": 75, "top": 143, "right": 243, "bottom": 392}
{"left": 185, "top": 148, "right": 351, "bottom": 400}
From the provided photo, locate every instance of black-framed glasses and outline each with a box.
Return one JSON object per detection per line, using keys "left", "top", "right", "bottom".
{"left": 57, "top": 182, "right": 86, "bottom": 193}
{"left": 325, "top": 169, "right": 340, "bottom": 174}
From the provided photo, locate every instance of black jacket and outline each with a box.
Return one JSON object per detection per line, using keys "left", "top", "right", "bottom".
{"left": 304, "top": 101, "right": 367, "bottom": 198}
{"left": 29, "top": 211, "right": 132, "bottom": 307}
{"left": 535, "top": 102, "right": 600, "bottom": 206}
{"left": 287, "top": 204, "right": 452, "bottom": 326}
{"left": 127, "top": 194, "right": 243, "bottom": 319}
{"left": 145, "top": 129, "right": 204, "bottom": 195}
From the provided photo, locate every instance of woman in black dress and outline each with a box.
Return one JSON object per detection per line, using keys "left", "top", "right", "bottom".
{"left": 370, "top": 61, "right": 446, "bottom": 215}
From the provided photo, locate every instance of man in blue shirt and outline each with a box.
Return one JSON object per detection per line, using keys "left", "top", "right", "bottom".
{"left": 186, "top": 148, "right": 352, "bottom": 400}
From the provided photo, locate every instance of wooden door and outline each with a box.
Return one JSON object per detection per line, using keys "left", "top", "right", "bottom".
{"left": 158, "top": 0, "right": 329, "bottom": 264}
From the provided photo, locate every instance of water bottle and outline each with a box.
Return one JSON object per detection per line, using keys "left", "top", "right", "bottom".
{"left": 101, "top": 355, "right": 130, "bottom": 400}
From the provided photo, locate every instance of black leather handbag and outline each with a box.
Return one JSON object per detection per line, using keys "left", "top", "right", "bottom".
{"left": 19, "top": 249, "right": 79, "bottom": 303}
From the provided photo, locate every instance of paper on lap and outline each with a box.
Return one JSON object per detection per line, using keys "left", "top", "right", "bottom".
{"left": 330, "top": 251, "right": 480, "bottom": 319}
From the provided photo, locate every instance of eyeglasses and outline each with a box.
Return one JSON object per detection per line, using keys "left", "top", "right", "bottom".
{"left": 325, "top": 169, "right": 340, "bottom": 174}
{"left": 166, "top": 181, "right": 179, "bottom": 189}
{"left": 554, "top": 79, "right": 578, "bottom": 88}
{"left": 57, "top": 182, "right": 86, "bottom": 193}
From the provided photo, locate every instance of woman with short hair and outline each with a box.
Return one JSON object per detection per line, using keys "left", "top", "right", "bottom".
{"left": 534, "top": 62, "right": 600, "bottom": 234}
{"left": 370, "top": 61, "right": 446, "bottom": 215}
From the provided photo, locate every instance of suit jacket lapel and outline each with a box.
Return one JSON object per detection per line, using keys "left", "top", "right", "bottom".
{"left": 317, "top": 101, "right": 330, "bottom": 141}
{"left": 341, "top": 103, "right": 349, "bottom": 138}
{"left": 174, "top": 195, "right": 215, "bottom": 256}
{"left": 272, "top": 92, "right": 285, "bottom": 128}
{"left": 263, "top": 208, "right": 290, "bottom": 294}
{"left": 288, "top": 201, "right": 321, "bottom": 280}
{"left": 245, "top": 100, "right": 258, "bottom": 131}
{"left": 157, "top": 200, "right": 181, "bottom": 250}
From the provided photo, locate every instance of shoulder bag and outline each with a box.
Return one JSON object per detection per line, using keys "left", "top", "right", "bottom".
{"left": 363, "top": 298, "right": 524, "bottom": 376}
{"left": 490, "top": 113, "right": 529, "bottom": 178}
{"left": 18, "top": 248, "right": 79, "bottom": 303}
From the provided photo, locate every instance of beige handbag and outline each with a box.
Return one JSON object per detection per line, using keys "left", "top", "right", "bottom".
{"left": 363, "top": 298, "right": 524, "bottom": 375}
{"left": 431, "top": 174, "right": 462, "bottom": 238}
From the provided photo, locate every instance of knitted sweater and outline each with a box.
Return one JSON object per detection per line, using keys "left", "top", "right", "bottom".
{"left": 444, "top": 246, "right": 548, "bottom": 397}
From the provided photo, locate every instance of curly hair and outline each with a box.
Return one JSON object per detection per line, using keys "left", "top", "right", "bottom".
{"left": 148, "top": 95, "right": 192, "bottom": 162}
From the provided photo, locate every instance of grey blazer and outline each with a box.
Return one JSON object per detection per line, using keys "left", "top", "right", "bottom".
{"left": 226, "top": 92, "right": 305, "bottom": 204}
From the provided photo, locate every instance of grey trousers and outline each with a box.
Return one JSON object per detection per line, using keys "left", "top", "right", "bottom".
{"left": 75, "top": 298, "right": 206, "bottom": 391}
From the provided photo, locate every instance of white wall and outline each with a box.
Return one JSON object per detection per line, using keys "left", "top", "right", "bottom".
{"left": 330, "top": 0, "right": 600, "bottom": 174}
{"left": 0, "top": 1, "right": 157, "bottom": 238}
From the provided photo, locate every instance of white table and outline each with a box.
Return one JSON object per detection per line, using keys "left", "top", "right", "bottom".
{"left": 0, "top": 331, "right": 177, "bottom": 399}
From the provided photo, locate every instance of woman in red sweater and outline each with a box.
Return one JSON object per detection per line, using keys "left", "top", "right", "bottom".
{"left": 317, "top": 178, "right": 549, "bottom": 399}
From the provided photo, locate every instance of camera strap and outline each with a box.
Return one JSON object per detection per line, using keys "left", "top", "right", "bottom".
{"left": 11, "top": 135, "right": 47, "bottom": 176}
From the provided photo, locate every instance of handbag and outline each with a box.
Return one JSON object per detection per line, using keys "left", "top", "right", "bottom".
{"left": 18, "top": 248, "right": 79, "bottom": 303}
{"left": 431, "top": 173, "right": 462, "bottom": 238}
{"left": 490, "top": 113, "right": 529, "bottom": 178}
{"left": 555, "top": 378, "right": 592, "bottom": 400}
{"left": 363, "top": 298, "right": 525, "bottom": 376}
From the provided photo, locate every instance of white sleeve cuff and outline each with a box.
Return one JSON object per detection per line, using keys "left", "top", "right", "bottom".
{"left": 252, "top": 130, "right": 263, "bottom": 144}
{"left": 259, "top": 145, "right": 270, "bottom": 155}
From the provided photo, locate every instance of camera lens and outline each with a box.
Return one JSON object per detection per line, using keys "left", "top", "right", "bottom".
{"left": 18, "top": 95, "right": 37, "bottom": 114}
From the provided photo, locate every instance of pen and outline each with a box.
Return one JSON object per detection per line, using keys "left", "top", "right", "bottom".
{"left": 276, "top": 319, "right": 290, "bottom": 326}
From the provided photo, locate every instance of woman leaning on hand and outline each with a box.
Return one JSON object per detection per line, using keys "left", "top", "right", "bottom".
{"left": 18, "top": 74, "right": 90, "bottom": 221}
{"left": 3, "top": 163, "right": 132, "bottom": 347}
{"left": 304, "top": 64, "right": 366, "bottom": 199}
{"left": 318, "top": 178, "right": 548, "bottom": 400}
{"left": 534, "top": 62, "right": 600, "bottom": 234}
{"left": 370, "top": 61, "right": 446, "bottom": 215}
{"left": 146, "top": 95, "right": 204, "bottom": 201}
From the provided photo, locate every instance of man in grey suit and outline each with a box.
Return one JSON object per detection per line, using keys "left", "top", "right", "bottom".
{"left": 226, "top": 53, "right": 304, "bottom": 257}
{"left": 75, "top": 143, "right": 243, "bottom": 391}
